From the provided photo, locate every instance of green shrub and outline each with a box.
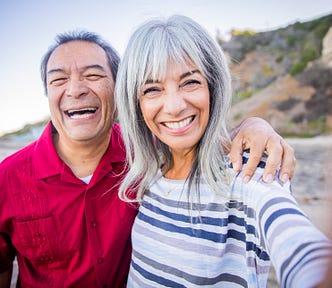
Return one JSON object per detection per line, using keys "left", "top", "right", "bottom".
{"left": 301, "top": 45, "right": 319, "bottom": 62}
{"left": 238, "top": 91, "right": 253, "bottom": 99}
{"left": 290, "top": 62, "right": 307, "bottom": 75}
{"left": 276, "top": 55, "right": 283, "bottom": 63}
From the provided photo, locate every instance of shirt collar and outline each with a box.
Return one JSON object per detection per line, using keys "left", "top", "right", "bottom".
{"left": 34, "top": 122, "right": 126, "bottom": 180}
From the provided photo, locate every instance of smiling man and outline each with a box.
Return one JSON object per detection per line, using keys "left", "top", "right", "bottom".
{"left": 0, "top": 30, "right": 296, "bottom": 287}
{"left": 46, "top": 41, "right": 116, "bottom": 177}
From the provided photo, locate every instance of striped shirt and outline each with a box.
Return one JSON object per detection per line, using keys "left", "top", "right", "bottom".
{"left": 127, "top": 154, "right": 331, "bottom": 287}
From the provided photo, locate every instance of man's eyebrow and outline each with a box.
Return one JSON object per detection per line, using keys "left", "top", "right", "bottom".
{"left": 47, "top": 64, "right": 107, "bottom": 75}
{"left": 82, "top": 64, "right": 107, "bottom": 72}
{"left": 144, "top": 69, "right": 201, "bottom": 84}
{"left": 47, "top": 68, "right": 65, "bottom": 75}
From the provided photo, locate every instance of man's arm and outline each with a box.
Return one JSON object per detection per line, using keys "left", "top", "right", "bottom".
{"left": 229, "top": 117, "right": 296, "bottom": 183}
{"left": 0, "top": 266, "right": 13, "bottom": 288}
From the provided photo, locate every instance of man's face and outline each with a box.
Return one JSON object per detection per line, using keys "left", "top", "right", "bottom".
{"left": 46, "top": 41, "right": 115, "bottom": 145}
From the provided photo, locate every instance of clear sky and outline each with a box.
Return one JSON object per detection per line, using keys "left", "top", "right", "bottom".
{"left": 0, "top": 0, "right": 331, "bottom": 135}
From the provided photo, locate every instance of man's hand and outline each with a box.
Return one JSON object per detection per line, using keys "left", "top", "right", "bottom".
{"left": 229, "top": 117, "right": 296, "bottom": 183}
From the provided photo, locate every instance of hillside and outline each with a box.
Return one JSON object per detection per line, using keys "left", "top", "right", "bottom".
{"left": 221, "top": 13, "right": 332, "bottom": 136}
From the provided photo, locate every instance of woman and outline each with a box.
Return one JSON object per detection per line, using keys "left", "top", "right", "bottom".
{"left": 115, "top": 15, "right": 330, "bottom": 287}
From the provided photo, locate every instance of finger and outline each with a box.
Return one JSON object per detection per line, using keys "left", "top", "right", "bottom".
{"left": 229, "top": 135, "right": 244, "bottom": 172}
{"left": 278, "top": 140, "right": 296, "bottom": 182}
{"left": 242, "top": 145, "right": 265, "bottom": 183}
{"left": 263, "top": 141, "right": 283, "bottom": 183}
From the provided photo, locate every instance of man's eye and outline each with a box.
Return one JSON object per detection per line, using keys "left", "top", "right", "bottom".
{"left": 86, "top": 74, "right": 104, "bottom": 80}
{"left": 50, "top": 77, "right": 67, "bottom": 85}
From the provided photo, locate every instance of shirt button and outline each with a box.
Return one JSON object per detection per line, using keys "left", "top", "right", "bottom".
{"left": 97, "top": 257, "right": 104, "bottom": 264}
{"left": 90, "top": 221, "right": 97, "bottom": 228}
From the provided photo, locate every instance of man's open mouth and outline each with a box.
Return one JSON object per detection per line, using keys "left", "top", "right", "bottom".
{"left": 65, "top": 108, "right": 97, "bottom": 119}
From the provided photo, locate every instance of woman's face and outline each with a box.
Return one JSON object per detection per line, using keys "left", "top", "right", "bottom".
{"left": 139, "top": 60, "right": 210, "bottom": 155}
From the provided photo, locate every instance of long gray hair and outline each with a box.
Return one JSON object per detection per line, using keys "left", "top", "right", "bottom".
{"left": 116, "top": 15, "right": 232, "bottom": 202}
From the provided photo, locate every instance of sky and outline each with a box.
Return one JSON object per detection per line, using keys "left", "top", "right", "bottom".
{"left": 0, "top": 0, "right": 331, "bottom": 135}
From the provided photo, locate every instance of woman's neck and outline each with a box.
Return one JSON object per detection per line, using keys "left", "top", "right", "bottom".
{"left": 164, "top": 148, "right": 196, "bottom": 180}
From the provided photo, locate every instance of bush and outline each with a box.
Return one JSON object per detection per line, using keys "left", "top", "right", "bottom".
{"left": 276, "top": 55, "right": 283, "bottom": 63}
{"left": 290, "top": 62, "right": 307, "bottom": 75}
{"left": 301, "top": 45, "right": 319, "bottom": 62}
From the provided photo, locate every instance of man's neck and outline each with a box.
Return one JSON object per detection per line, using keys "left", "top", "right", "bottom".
{"left": 53, "top": 133, "right": 110, "bottom": 178}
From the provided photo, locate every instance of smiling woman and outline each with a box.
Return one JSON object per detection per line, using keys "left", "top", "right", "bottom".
{"left": 115, "top": 14, "right": 331, "bottom": 287}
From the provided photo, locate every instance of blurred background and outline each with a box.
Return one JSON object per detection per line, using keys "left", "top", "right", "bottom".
{"left": 0, "top": 0, "right": 331, "bottom": 136}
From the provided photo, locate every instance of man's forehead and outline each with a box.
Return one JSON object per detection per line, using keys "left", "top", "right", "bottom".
{"left": 47, "top": 41, "right": 109, "bottom": 70}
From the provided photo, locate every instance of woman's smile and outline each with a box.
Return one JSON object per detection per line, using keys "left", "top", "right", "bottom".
{"left": 162, "top": 115, "right": 195, "bottom": 131}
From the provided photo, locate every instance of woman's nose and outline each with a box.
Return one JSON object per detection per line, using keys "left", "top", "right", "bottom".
{"left": 163, "top": 91, "right": 187, "bottom": 115}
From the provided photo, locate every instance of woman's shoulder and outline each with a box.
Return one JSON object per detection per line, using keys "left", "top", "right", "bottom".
{"left": 229, "top": 150, "right": 293, "bottom": 203}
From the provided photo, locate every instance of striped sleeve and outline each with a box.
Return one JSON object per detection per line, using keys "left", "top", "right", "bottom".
{"left": 236, "top": 159, "right": 332, "bottom": 288}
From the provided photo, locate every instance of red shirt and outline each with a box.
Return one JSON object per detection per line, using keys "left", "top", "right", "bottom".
{"left": 0, "top": 122, "right": 138, "bottom": 287}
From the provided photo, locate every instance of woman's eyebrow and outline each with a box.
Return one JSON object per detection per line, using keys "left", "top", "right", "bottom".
{"left": 179, "top": 69, "right": 200, "bottom": 80}
{"left": 144, "top": 69, "right": 201, "bottom": 84}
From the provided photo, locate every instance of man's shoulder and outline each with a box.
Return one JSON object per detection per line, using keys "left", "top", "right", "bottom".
{"left": 1, "top": 140, "right": 37, "bottom": 167}
{"left": 0, "top": 123, "right": 51, "bottom": 172}
{"left": 241, "top": 149, "right": 267, "bottom": 171}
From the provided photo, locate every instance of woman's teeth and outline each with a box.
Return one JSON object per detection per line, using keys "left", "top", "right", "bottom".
{"left": 164, "top": 116, "right": 194, "bottom": 129}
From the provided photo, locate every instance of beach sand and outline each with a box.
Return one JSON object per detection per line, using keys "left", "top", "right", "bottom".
{"left": 1, "top": 135, "right": 331, "bottom": 287}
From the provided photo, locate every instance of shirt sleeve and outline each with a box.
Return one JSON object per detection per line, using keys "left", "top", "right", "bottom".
{"left": 248, "top": 178, "right": 331, "bottom": 288}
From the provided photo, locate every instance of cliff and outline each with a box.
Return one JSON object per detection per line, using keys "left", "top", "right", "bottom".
{"left": 222, "top": 13, "right": 332, "bottom": 136}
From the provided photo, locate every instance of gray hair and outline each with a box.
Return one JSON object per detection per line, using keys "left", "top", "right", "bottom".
{"left": 40, "top": 30, "right": 120, "bottom": 95}
{"left": 116, "top": 15, "right": 232, "bottom": 202}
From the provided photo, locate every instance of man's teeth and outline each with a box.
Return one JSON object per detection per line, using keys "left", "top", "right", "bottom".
{"left": 164, "top": 117, "right": 194, "bottom": 129}
{"left": 66, "top": 108, "right": 97, "bottom": 119}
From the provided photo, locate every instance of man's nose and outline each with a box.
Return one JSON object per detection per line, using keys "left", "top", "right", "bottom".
{"left": 65, "top": 79, "right": 89, "bottom": 98}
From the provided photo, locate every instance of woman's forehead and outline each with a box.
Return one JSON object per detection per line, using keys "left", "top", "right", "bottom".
{"left": 144, "top": 57, "right": 199, "bottom": 81}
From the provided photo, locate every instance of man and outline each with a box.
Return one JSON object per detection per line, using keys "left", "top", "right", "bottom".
{"left": 0, "top": 31, "right": 295, "bottom": 287}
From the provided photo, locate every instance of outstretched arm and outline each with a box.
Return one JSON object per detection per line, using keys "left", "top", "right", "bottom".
{"left": 229, "top": 117, "right": 296, "bottom": 183}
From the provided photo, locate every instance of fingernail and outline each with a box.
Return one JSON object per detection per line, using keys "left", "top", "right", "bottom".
{"left": 243, "top": 175, "right": 250, "bottom": 184}
{"left": 264, "top": 174, "right": 273, "bottom": 183}
{"left": 281, "top": 173, "right": 289, "bottom": 183}
{"left": 233, "top": 161, "right": 239, "bottom": 171}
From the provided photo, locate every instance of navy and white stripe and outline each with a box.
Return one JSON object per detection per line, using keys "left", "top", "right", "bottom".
{"left": 127, "top": 154, "right": 331, "bottom": 287}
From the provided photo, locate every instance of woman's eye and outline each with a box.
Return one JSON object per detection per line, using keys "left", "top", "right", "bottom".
{"left": 143, "top": 87, "right": 160, "bottom": 95}
{"left": 184, "top": 79, "right": 200, "bottom": 86}
{"left": 182, "top": 79, "right": 201, "bottom": 90}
